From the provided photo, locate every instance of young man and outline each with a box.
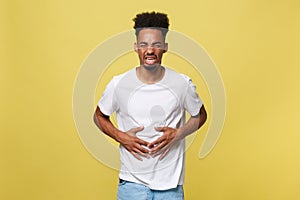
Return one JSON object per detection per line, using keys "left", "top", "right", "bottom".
{"left": 94, "top": 12, "right": 207, "bottom": 200}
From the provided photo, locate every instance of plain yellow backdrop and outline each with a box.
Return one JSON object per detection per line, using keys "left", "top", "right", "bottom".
{"left": 1, "top": 0, "right": 300, "bottom": 199}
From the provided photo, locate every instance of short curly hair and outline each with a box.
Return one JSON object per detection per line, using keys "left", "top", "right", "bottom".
{"left": 133, "top": 11, "right": 169, "bottom": 38}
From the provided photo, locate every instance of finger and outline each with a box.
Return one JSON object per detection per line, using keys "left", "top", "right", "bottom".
{"left": 159, "top": 147, "right": 171, "bottom": 160}
{"left": 136, "top": 138, "right": 150, "bottom": 148}
{"left": 151, "top": 146, "right": 167, "bottom": 157}
{"left": 131, "top": 151, "right": 142, "bottom": 161}
{"left": 154, "top": 126, "right": 166, "bottom": 132}
{"left": 150, "top": 151, "right": 161, "bottom": 158}
{"left": 150, "top": 147, "right": 163, "bottom": 157}
{"left": 133, "top": 147, "right": 150, "bottom": 159}
{"left": 148, "top": 137, "right": 165, "bottom": 148}
{"left": 129, "top": 126, "right": 144, "bottom": 133}
{"left": 150, "top": 141, "right": 167, "bottom": 155}
{"left": 135, "top": 144, "right": 150, "bottom": 154}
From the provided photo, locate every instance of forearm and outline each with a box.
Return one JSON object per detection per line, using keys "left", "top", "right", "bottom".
{"left": 177, "top": 105, "right": 207, "bottom": 139}
{"left": 94, "top": 106, "right": 150, "bottom": 159}
{"left": 93, "top": 106, "right": 123, "bottom": 143}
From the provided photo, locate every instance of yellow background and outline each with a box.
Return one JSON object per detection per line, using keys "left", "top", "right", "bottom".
{"left": 1, "top": 0, "right": 300, "bottom": 199}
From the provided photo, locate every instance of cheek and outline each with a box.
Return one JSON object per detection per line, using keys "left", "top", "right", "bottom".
{"left": 156, "top": 51, "right": 164, "bottom": 58}
{"left": 137, "top": 50, "right": 145, "bottom": 58}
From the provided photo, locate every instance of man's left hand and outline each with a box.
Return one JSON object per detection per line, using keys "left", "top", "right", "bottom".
{"left": 148, "top": 127, "right": 182, "bottom": 160}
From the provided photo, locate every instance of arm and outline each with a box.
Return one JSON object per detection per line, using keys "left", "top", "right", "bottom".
{"left": 148, "top": 105, "right": 207, "bottom": 159}
{"left": 176, "top": 104, "right": 207, "bottom": 139}
{"left": 93, "top": 106, "right": 150, "bottom": 160}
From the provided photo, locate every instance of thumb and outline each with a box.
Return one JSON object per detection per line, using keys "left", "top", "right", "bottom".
{"left": 154, "top": 126, "right": 165, "bottom": 131}
{"left": 129, "top": 126, "right": 144, "bottom": 133}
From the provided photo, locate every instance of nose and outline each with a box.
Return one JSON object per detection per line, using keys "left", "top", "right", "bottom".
{"left": 146, "top": 46, "right": 154, "bottom": 53}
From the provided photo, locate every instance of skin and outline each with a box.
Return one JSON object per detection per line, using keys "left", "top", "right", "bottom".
{"left": 134, "top": 28, "right": 168, "bottom": 84}
{"left": 94, "top": 28, "right": 207, "bottom": 160}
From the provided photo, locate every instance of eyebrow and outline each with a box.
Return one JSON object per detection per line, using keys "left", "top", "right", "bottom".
{"left": 138, "top": 42, "right": 162, "bottom": 44}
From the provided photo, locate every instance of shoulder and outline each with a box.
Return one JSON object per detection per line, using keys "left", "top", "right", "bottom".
{"left": 110, "top": 68, "right": 136, "bottom": 86}
{"left": 164, "top": 67, "right": 191, "bottom": 85}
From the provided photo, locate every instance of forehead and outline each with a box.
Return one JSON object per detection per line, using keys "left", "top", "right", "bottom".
{"left": 137, "top": 28, "right": 164, "bottom": 42}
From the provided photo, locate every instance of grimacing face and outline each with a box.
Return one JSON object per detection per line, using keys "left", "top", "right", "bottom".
{"left": 134, "top": 28, "right": 168, "bottom": 70}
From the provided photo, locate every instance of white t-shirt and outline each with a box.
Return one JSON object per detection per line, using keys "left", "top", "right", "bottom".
{"left": 98, "top": 67, "right": 202, "bottom": 190}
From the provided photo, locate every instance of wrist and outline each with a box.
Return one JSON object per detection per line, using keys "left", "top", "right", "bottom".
{"left": 115, "top": 131, "right": 126, "bottom": 143}
{"left": 175, "top": 128, "right": 185, "bottom": 141}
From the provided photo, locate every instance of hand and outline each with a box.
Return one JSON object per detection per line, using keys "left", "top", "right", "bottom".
{"left": 118, "top": 126, "right": 150, "bottom": 161}
{"left": 148, "top": 126, "right": 181, "bottom": 160}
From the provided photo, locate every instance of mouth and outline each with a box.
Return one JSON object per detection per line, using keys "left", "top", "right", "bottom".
{"left": 144, "top": 55, "right": 157, "bottom": 65}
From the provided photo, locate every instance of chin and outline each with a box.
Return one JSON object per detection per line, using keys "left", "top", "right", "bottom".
{"left": 143, "top": 63, "right": 160, "bottom": 70}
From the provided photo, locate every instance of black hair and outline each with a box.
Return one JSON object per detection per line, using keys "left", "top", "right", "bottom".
{"left": 133, "top": 11, "right": 169, "bottom": 38}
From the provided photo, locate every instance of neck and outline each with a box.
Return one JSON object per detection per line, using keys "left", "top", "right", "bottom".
{"left": 137, "top": 65, "right": 165, "bottom": 84}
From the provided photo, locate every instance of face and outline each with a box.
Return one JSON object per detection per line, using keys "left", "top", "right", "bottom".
{"left": 134, "top": 28, "right": 168, "bottom": 70}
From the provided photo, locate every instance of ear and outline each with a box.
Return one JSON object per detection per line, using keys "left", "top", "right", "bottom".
{"left": 134, "top": 42, "right": 138, "bottom": 52}
{"left": 163, "top": 43, "right": 168, "bottom": 53}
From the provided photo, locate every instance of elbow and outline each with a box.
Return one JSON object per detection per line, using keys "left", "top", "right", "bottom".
{"left": 93, "top": 112, "right": 102, "bottom": 130}
{"left": 198, "top": 105, "right": 207, "bottom": 128}
{"left": 93, "top": 106, "right": 102, "bottom": 128}
{"left": 202, "top": 106, "right": 207, "bottom": 123}
{"left": 94, "top": 106, "right": 110, "bottom": 130}
{"left": 93, "top": 112, "right": 98, "bottom": 126}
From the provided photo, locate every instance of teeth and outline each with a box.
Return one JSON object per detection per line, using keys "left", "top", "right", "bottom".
{"left": 145, "top": 57, "right": 156, "bottom": 65}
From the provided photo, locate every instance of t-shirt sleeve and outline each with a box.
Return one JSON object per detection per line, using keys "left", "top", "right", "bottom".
{"left": 97, "top": 79, "right": 118, "bottom": 116}
{"left": 183, "top": 77, "right": 203, "bottom": 117}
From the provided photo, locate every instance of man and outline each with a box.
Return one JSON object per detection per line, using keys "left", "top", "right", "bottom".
{"left": 94, "top": 11, "right": 207, "bottom": 200}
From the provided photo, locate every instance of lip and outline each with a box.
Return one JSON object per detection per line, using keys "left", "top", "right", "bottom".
{"left": 144, "top": 56, "right": 157, "bottom": 65}
{"left": 144, "top": 55, "right": 157, "bottom": 59}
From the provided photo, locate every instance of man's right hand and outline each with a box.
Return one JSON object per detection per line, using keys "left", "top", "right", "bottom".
{"left": 117, "top": 126, "right": 150, "bottom": 161}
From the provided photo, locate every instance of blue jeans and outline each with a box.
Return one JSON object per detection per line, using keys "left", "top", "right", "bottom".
{"left": 117, "top": 179, "right": 184, "bottom": 200}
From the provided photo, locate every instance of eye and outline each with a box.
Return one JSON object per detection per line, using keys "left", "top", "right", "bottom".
{"left": 153, "top": 44, "right": 162, "bottom": 49}
{"left": 138, "top": 43, "right": 147, "bottom": 48}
